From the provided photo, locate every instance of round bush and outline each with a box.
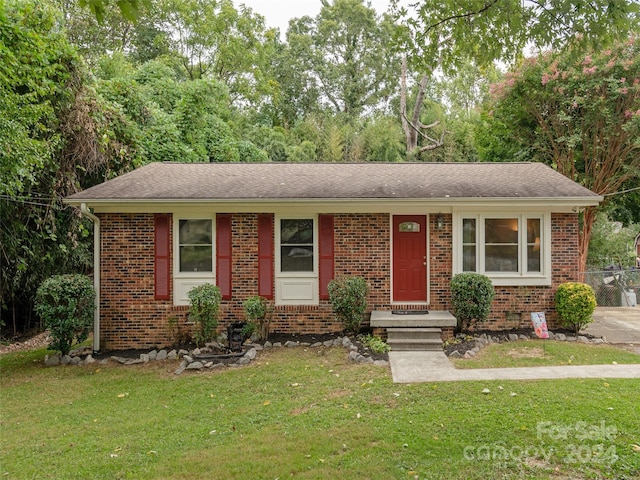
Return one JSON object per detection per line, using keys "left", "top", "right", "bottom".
{"left": 187, "top": 283, "right": 222, "bottom": 346}
{"left": 328, "top": 276, "right": 369, "bottom": 334}
{"left": 450, "top": 273, "right": 495, "bottom": 330}
{"left": 35, "top": 274, "right": 95, "bottom": 355}
{"left": 555, "top": 282, "right": 596, "bottom": 334}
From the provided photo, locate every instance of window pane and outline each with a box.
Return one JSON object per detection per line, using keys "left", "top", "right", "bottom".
{"left": 463, "top": 245, "right": 476, "bottom": 272}
{"left": 179, "top": 219, "right": 212, "bottom": 245}
{"left": 180, "top": 246, "right": 212, "bottom": 272}
{"left": 527, "top": 246, "right": 541, "bottom": 272}
{"left": 399, "top": 221, "right": 420, "bottom": 232}
{"left": 281, "top": 246, "right": 313, "bottom": 272}
{"left": 179, "top": 219, "right": 212, "bottom": 273}
{"left": 485, "top": 218, "right": 518, "bottom": 244}
{"left": 281, "top": 219, "right": 313, "bottom": 244}
{"left": 280, "top": 219, "right": 314, "bottom": 272}
{"left": 485, "top": 245, "right": 518, "bottom": 272}
{"left": 527, "top": 218, "right": 541, "bottom": 272}
{"left": 462, "top": 218, "right": 476, "bottom": 243}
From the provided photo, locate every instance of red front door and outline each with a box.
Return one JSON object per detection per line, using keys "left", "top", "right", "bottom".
{"left": 393, "top": 215, "right": 427, "bottom": 302}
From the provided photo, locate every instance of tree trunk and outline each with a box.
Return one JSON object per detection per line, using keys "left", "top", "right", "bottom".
{"left": 577, "top": 206, "right": 597, "bottom": 281}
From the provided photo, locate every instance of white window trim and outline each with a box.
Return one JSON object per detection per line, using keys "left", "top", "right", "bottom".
{"left": 173, "top": 216, "right": 216, "bottom": 306}
{"left": 275, "top": 215, "right": 319, "bottom": 305}
{"left": 453, "top": 212, "right": 551, "bottom": 286}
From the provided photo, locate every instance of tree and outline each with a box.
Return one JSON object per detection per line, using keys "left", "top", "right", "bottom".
{"left": 392, "top": 0, "right": 640, "bottom": 158}
{"left": 285, "top": 0, "right": 398, "bottom": 117}
{"left": 157, "top": 0, "right": 276, "bottom": 105}
{"left": 481, "top": 39, "right": 640, "bottom": 273}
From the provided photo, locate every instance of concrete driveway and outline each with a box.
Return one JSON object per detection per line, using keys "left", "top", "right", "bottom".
{"left": 583, "top": 306, "right": 640, "bottom": 353}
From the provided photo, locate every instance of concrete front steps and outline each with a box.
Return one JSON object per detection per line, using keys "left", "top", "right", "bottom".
{"left": 386, "top": 328, "right": 443, "bottom": 351}
{"left": 370, "top": 310, "right": 457, "bottom": 351}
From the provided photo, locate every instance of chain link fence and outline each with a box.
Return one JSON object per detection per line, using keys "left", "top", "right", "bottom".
{"left": 581, "top": 269, "right": 640, "bottom": 307}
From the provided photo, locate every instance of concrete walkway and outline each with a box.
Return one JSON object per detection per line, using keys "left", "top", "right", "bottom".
{"left": 389, "top": 351, "right": 640, "bottom": 383}
{"left": 389, "top": 306, "right": 640, "bottom": 383}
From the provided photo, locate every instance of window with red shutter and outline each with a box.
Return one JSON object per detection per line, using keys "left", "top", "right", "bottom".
{"left": 154, "top": 214, "right": 171, "bottom": 300}
{"left": 258, "top": 214, "right": 274, "bottom": 299}
{"left": 318, "top": 214, "right": 334, "bottom": 300}
{"left": 216, "top": 215, "right": 232, "bottom": 299}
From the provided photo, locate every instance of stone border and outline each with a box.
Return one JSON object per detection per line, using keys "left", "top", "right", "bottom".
{"left": 446, "top": 331, "right": 607, "bottom": 359}
{"left": 43, "top": 336, "right": 390, "bottom": 373}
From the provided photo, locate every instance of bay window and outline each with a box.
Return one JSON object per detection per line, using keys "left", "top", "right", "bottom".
{"left": 455, "top": 213, "right": 549, "bottom": 286}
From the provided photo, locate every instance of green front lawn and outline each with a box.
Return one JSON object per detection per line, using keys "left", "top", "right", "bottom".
{"left": 452, "top": 340, "right": 640, "bottom": 369}
{"left": 1, "top": 347, "right": 639, "bottom": 479}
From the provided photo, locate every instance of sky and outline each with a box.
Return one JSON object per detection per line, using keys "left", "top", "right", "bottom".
{"left": 238, "top": 0, "right": 397, "bottom": 34}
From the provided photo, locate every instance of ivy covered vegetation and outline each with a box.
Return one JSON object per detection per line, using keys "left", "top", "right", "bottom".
{"left": 1, "top": 0, "right": 638, "bottom": 334}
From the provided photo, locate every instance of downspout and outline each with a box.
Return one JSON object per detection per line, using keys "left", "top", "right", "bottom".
{"left": 81, "top": 203, "right": 100, "bottom": 352}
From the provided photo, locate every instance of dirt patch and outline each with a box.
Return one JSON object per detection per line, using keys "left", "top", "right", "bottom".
{"left": 505, "top": 346, "right": 546, "bottom": 358}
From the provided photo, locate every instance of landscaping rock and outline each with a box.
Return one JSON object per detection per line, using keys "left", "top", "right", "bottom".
{"left": 263, "top": 341, "right": 273, "bottom": 348}
{"left": 236, "top": 357, "right": 251, "bottom": 366}
{"left": 212, "top": 363, "right": 225, "bottom": 369}
{"left": 578, "top": 336, "right": 590, "bottom": 344}
{"left": 186, "top": 361, "right": 204, "bottom": 370}
{"left": 44, "top": 354, "right": 60, "bottom": 366}
{"left": 448, "top": 351, "right": 463, "bottom": 359}
{"left": 156, "top": 349, "right": 168, "bottom": 360}
{"left": 70, "top": 356, "right": 82, "bottom": 365}
{"left": 285, "top": 341, "right": 299, "bottom": 348}
{"left": 61, "top": 355, "right": 72, "bottom": 365}
{"left": 348, "top": 351, "right": 358, "bottom": 362}
{"left": 183, "top": 355, "right": 194, "bottom": 363}
{"left": 323, "top": 339, "right": 334, "bottom": 347}
{"left": 592, "top": 338, "right": 605, "bottom": 345}
{"left": 519, "top": 335, "right": 529, "bottom": 341}
{"left": 191, "top": 348, "right": 201, "bottom": 355}
{"left": 272, "top": 342, "right": 282, "bottom": 348}
{"left": 333, "top": 338, "right": 342, "bottom": 347}
{"left": 556, "top": 333, "right": 567, "bottom": 341}
{"left": 311, "top": 342, "right": 323, "bottom": 348}
{"left": 84, "top": 354, "right": 96, "bottom": 364}
{"left": 204, "top": 361, "right": 213, "bottom": 368}
{"left": 566, "top": 336, "right": 577, "bottom": 342}
{"left": 140, "top": 353, "right": 150, "bottom": 363}
{"left": 175, "top": 360, "right": 188, "bottom": 375}
{"left": 178, "top": 349, "right": 189, "bottom": 357}
{"left": 125, "top": 358, "right": 144, "bottom": 365}
{"left": 148, "top": 350, "right": 158, "bottom": 360}
{"left": 244, "top": 348, "right": 257, "bottom": 360}
{"left": 167, "top": 350, "right": 177, "bottom": 360}
{"left": 342, "top": 337, "right": 352, "bottom": 348}
{"left": 508, "top": 334, "right": 519, "bottom": 342}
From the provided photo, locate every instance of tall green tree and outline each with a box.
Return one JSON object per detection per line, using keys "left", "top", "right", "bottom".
{"left": 392, "top": 0, "right": 640, "bottom": 158}
{"left": 157, "top": 0, "right": 276, "bottom": 105}
{"left": 285, "top": 0, "right": 398, "bottom": 117}
{"left": 480, "top": 39, "right": 640, "bottom": 273}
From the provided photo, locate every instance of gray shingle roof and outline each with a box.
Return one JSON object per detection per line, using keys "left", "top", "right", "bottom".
{"left": 65, "top": 162, "right": 600, "bottom": 202}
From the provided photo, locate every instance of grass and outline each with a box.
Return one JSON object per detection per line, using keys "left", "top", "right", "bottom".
{"left": 451, "top": 340, "right": 640, "bottom": 369}
{"left": 1, "top": 346, "right": 639, "bottom": 479}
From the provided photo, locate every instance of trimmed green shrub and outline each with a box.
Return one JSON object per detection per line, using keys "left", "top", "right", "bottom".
{"left": 328, "top": 276, "right": 369, "bottom": 334}
{"left": 243, "top": 295, "right": 271, "bottom": 341}
{"left": 450, "top": 273, "right": 495, "bottom": 330}
{"left": 555, "top": 282, "right": 597, "bottom": 334}
{"left": 35, "top": 274, "right": 95, "bottom": 355}
{"left": 358, "top": 334, "right": 390, "bottom": 354}
{"left": 187, "top": 283, "right": 222, "bottom": 346}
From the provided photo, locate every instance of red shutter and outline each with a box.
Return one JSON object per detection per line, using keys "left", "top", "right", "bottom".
{"left": 319, "top": 214, "right": 335, "bottom": 300}
{"left": 258, "top": 214, "right": 274, "bottom": 299}
{"left": 154, "top": 214, "right": 171, "bottom": 300}
{"left": 216, "top": 214, "right": 232, "bottom": 300}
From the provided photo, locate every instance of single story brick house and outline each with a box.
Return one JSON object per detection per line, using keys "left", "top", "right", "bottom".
{"left": 65, "top": 162, "right": 601, "bottom": 351}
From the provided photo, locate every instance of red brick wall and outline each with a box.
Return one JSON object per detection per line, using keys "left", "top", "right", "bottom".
{"left": 97, "top": 211, "right": 580, "bottom": 349}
